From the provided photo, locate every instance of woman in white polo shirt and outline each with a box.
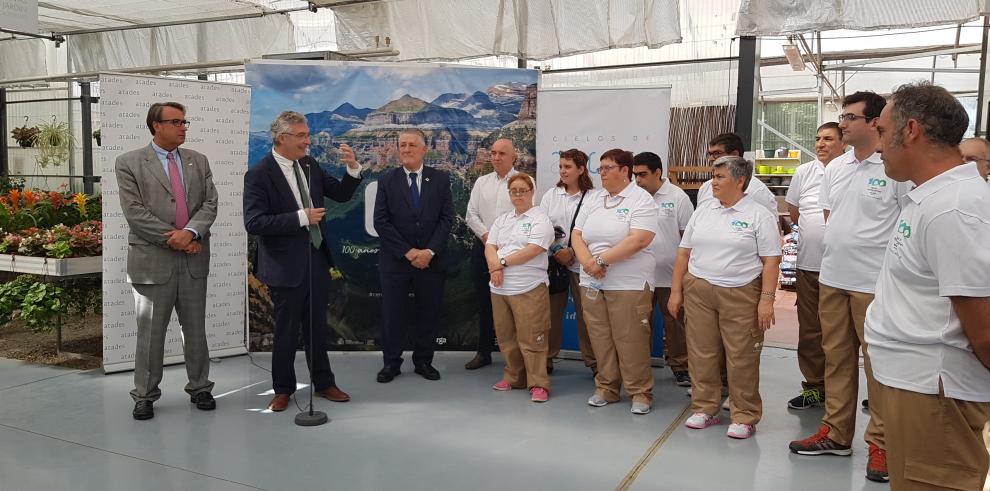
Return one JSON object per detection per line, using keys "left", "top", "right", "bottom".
{"left": 539, "top": 148, "right": 596, "bottom": 376}
{"left": 572, "top": 149, "right": 659, "bottom": 415}
{"left": 485, "top": 173, "right": 555, "bottom": 403}
{"left": 669, "top": 156, "right": 782, "bottom": 439}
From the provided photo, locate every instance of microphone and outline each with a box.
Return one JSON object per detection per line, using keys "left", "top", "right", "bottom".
{"left": 296, "top": 158, "right": 329, "bottom": 427}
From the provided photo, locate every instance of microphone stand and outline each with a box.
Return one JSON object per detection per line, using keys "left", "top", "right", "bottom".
{"left": 296, "top": 158, "right": 329, "bottom": 427}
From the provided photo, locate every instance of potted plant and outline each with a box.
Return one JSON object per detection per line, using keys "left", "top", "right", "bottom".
{"left": 11, "top": 125, "right": 40, "bottom": 148}
{"left": 34, "top": 118, "right": 74, "bottom": 168}
{"left": 92, "top": 129, "right": 101, "bottom": 147}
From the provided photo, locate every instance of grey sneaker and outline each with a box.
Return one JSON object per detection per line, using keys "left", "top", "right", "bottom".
{"left": 673, "top": 371, "right": 692, "bottom": 387}
{"left": 631, "top": 402, "right": 651, "bottom": 415}
{"left": 587, "top": 394, "right": 609, "bottom": 407}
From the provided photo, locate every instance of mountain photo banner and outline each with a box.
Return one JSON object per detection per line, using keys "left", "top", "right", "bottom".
{"left": 244, "top": 60, "right": 539, "bottom": 352}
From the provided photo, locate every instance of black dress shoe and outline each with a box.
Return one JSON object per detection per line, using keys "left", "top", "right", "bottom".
{"left": 377, "top": 366, "right": 401, "bottom": 383}
{"left": 414, "top": 362, "right": 441, "bottom": 380}
{"left": 464, "top": 354, "right": 492, "bottom": 370}
{"left": 190, "top": 391, "right": 216, "bottom": 410}
{"left": 133, "top": 400, "right": 154, "bottom": 420}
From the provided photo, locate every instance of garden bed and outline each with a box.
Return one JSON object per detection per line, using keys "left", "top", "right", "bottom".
{"left": 0, "top": 312, "right": 101, "bottom": 369}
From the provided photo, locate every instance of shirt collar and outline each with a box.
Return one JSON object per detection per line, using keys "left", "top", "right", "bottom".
{"left": 907, "top": 163, "right": 981, "bottom": 204}
{"left": 494, "top": 168, "right": 518, "bottom": 182}
{"left": 151, "top": 141, "right": 177, "bottom": 159}
{"left": 653, "top": 180, "right": 672, "bottom": 198}
{"left": 709, "top": 193, "right": 750, "bottom": 212}
{"left": 271, "top": 149, "right": 294, "bottom": 169}
{"left": 843, "top": 149, "right": 883, "bottom": 166}
{"left": 403, "top": 163, "right": 424, "bottom": 176}
{"left": 611, "top": 180, "right": 638, "bottom": 199}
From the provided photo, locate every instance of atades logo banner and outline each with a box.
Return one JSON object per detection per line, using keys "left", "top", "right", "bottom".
{"left": 244, "top": 60, "right": 539, "bottom": 352}
{"left": 99, "top": 73, "right": 250, "bottom": 373}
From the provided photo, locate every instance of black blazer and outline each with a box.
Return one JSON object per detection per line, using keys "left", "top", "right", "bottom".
{"left": 373, "top": 165, "right": 454, "bottom": 273}
{"left": 243, "top": 153, "right": 361, "bottom": 288}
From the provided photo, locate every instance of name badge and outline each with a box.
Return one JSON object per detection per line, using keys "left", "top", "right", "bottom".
{"left": 519, "top": 222, "right": 533, "bottom": 236}
{"left": 729, "top": 219, "right": 751, "bottom": 233}
{"left": 863, "top": 176, "right": 888, "bottom": 200}
{"left": 615, "top": 208, "right": 630, "bottom": 222}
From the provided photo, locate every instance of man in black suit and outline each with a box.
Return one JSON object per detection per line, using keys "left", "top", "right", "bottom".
{"left": 243, "top": 111, "right": 362, "bottom": 412}
{"left": 373, "top": 128, "right": 454, "bottom": 383}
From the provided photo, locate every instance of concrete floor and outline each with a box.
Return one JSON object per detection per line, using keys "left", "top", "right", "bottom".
{"left": 0, "top": 349, "right": 887, "bottom": 491}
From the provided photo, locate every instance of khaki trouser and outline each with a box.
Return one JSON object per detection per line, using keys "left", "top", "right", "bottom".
{"left": 548, "top": 271, "right": 596, "bottom": 370}
{"left": 653, "top": 287, "right": 688, "bottom": 373}
{"left": 819, "top": 284, "right": 884, "bottom": 448}
{"left": 491, "top": 284, "right": 551, "bottom": 390}
{"left": 683, "top": 273, "right": 764, "bottom": 425}
{"left": 796, "top": 269, "right": 825, "bottom": 391}
{"left": 879, "top": 381, "right": 990, "bottom": 491}
{"left": 581, "top": 286, "right": 654, "bottom": 404}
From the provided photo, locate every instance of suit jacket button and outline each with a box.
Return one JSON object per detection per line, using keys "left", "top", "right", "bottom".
{"left": 170, "top": 198, "right": 175, "bottom": 202}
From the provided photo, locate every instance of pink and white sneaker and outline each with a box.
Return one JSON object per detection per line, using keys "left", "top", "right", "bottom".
{"left": 684, "top": 412, "right": 720, "bottom": 429}
{"left": 492, "top": 380, "right": 512, "bottom": 391}
{"left": 726, "top": 423, "right": 756, "bottom": 439}
{"left": 530, "top": 387, "right": 549, "bottom": 402}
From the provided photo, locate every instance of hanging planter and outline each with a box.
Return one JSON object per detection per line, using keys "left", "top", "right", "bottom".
{"left": 10, "top": 126, "right": 40, "bottom": 148}
{"left": 34, "top": 117, "right": 75, "bottom": 168}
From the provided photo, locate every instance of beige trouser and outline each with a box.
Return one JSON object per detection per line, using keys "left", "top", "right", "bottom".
{"left": 548, "top": 271, "right": 596, "bottom": 370}
{"left": 581, "top": 286, "right": 654, "bottom": 404}
{"left": 491, "top": 284, "right": 551, "bottom": 390}
{"left": 819, "top": 284, "right": 884, "bottom": 448}
{"left": 683, "top": 273, "right": 764, "bottom": 425}
{"left": 653, "top": 287, "right": 688, "bottom": 373}
{"left": 796, "top": 269, "right": 825, "bottom": 391}
{"left": 879, "top": 381, "right": 990, "bottom": 491}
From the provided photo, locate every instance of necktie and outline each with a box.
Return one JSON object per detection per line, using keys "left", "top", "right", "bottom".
{"left": 409, "top": 172, "right": 421, "bottom": 209}
{"left": 166, "top": 152, "right": 189, "bottom": 229}
{"left": 292, "top": 160, "right": 323, "bottom": 249}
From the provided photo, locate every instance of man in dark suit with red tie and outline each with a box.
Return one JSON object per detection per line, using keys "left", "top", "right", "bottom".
{"left": 243, "top": 111, "right": 362, "bottom": 412}
{"left": 373, "top": 128, "right": 454, "bottom": 383}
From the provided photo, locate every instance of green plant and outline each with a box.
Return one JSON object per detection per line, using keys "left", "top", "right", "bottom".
{"left": 34, "top": 118, "right": 74, "bottom": 168}
{"left": 0, "top": 275, "right": 35, "bottom": 325}
{"left": 64, "top": 277, "right": 101, "bottom": 316}
{"left": 10, "top": 125, "right": 39, "bottom": 147}
{"left": 20, "top": 280, "right": 67, "bottom": 331}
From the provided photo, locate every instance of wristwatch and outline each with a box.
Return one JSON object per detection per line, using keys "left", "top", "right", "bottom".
{"left": 499, "top": 257, "right": 507, "bottom": 267}
{"left": 594, "top": 255, "right": 608, "bottom": 267}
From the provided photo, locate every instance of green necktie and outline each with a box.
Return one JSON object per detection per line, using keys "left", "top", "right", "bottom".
{"left": 292, "top": 160, "right": 323, "bottom": 249}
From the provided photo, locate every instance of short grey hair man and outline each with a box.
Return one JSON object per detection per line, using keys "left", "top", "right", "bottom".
{"left": 712, "top": 155, "right": 753, "bottom": 189}
{"left": 270, "top": 111, "right": 308, "bottom": 143}
{"left": 960, "top": 137, "right": 990, "bottom": 180}
{"left": 399, "top": 128, "right": 427, "bottom": 146}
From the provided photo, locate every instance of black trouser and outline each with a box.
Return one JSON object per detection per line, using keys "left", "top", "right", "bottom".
{"left": 471, "top": 240, "right": 496, "bottom": 357}
{"left": 380, "top": 268, "right": 445, "bottom": 368}
{"left": 269, "top": 247, "right": 334, "bottom": 395}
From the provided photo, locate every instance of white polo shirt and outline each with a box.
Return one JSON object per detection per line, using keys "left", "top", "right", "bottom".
{"left": 698, "top": 175, "right": 778, "bottom": 215}
{"left": 680, "top": 194, "right": 782, "bottom": 288}
{"left": 819, "top": 150, "right": 912, "bottom": 293}
{"left": 865, "top": 164, "right": 990, "bottom": 402}
{"left": 574, "top": 182, "right": 659, "bottom": 290}
{"left": 538, "top": 185, "right": 591, "bottom": 274}
{"left": 486, "top": 206, "right": 554, "bottom": 296}
{"left": 466, "top": 168, "right": 519, "bottom": 238}
{"left": 648, "top": 181, "right": 694, "bottom": 288}
{"left": 784, "top": 160, "right": 827, "bottom": 271}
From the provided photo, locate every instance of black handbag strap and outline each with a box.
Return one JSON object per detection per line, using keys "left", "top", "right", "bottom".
{"left": 566, "top": 191, "right": 586, "bottom": 248}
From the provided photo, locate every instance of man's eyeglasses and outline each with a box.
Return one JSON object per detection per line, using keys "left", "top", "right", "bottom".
{"left": 286, "top": 132, "right": 310, "bottom": 139}
{"left": 838, "top": 113, "right": 873, "bottom": 123}
{"left": 508, "top": 188, "right": 532, "bottom": 196}
{"left": 706, "top": 150, "right": 727, "bottom": 159}
{"left": 158, "top": 119, "right": 191, "bottom": 128}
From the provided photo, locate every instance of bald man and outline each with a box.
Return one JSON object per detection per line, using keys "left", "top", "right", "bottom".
{"left": 465, "top": 139, "right": 520, "bottom": 369}
{"left": 960, "top": 137, "right": 990, "bottom": 181}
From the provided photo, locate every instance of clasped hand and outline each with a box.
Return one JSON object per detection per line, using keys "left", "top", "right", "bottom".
{"left": 405, "top": 248, "right": 433, "bottom": 269}
{"left": 164, "top": 229, "right": 200, "bottom": 254}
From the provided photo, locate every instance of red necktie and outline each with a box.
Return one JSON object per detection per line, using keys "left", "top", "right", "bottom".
{"left": 167, "top": 152, "right": 189, "bottom": 229}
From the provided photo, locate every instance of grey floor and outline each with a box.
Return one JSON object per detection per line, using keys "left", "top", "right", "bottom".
{"left": 0, "top": 349, "right": 887, "bottom": 491}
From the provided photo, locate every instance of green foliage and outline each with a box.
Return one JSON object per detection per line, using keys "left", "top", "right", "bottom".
{"left": 20, "top": 281, "right": 67, "bottom": 331}
{"left": 0, "top": 275, "right": 35, "bottom": 325}
{"left": 64, "top": 278, "right": 101, "bottom": 316}
{"left": 34, "top": 119, "right": 75, "bottom": 168}
{"left": 10, "top": 126, "right": 39, "bottom": 147}
{"left": 0, "top": 275, "right": 94, "bottom": 331}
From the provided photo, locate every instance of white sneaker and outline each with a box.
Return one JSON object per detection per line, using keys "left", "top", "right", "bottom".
{"left": 726, "top": 423, "right": 756, "bottom": 439}
{"left": 587, "top": 394, "right": 609, "bottom": 407}
{"left": 684, "top": 412, "right": 720, "bottom": 429}
{"left": 631, "top": 402, "right": 651, "bottom": 415}
{"left": 722, "top": 397, "right": 732, "bottom": 411}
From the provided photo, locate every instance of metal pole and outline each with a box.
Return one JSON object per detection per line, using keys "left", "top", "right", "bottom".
{"left": 735, "top": 36, "right": 760, "bottom": 149}
{"left": 976, "top": 15, "right": 989, "bottom": 137}
{"left": 80, "top": 82, "right": 94, "bottom": 194}
{"left": 0, "top": 87, "right": 7, "bottom": 177}
{"left": 817, "top": 32, "right": 824, "bottom": 125}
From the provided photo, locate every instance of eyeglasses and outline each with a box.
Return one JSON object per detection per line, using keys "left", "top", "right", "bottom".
{"left": 508, "top": 188, "right": 532, "bottom": 196}
{"left": 285, "top": 132, "right": 310, "bottom": 139}
{"left": 838, "top": 113, "right": 873, "bottom": 123}
{"left": 158, "top": 119, "right": 191, "bottom": 128}
{"left": 599, "top": 164, "right": 622, "bottom": 173}
{"left": 706, "top": 150, "right": 727, "bottom": 159}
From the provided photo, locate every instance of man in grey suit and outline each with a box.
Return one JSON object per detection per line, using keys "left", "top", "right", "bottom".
{"left": 115, "top": 101, "right": 219, "bottom": 421}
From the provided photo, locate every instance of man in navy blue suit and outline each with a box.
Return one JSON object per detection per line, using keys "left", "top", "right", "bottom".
{"left": 243, "top": 111, "right": 362, "bottom": 412}
{"left": 373, "top": 128, "right": 454, "bottom": 383}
